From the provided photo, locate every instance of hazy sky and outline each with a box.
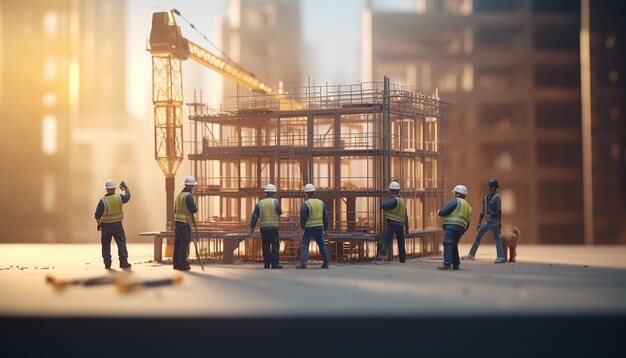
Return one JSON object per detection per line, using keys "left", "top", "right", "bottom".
{"left": 126, "top": 0, "right": 364, "bottom": 117}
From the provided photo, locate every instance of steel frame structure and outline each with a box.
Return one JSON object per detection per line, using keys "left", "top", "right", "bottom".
{"left": 187, "top": 77, "right": 450, "bottom": 263}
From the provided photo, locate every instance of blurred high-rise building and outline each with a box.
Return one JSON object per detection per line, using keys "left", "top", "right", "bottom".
{"left": 585, "top": 0, "right": 626, "bottom": 244}
{"left": 221, "top": 0, "right": 302, "bottom": 98}
{"left": 0, "top": 0, "right": 72, "bottom": 242}
{"left": 363, "top": 0, "right": 625, "bottom": 244}
{"left": 0, "top": 0, "right": 135, "bottom": 243}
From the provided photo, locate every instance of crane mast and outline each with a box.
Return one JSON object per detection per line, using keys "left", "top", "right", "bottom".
{"left": 147, "top": 9, "right": 272, "bottom": 246}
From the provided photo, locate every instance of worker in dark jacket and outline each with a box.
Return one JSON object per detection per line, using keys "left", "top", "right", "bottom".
{"left": 377, "top": 181, "right": 409, "bottom": 263}
{"left": 296, "top": 184, "right": 330, "bottom": 269}
{"left": 250, "top": 184, "right": 283, "bottom": 269}
{"left": 461, "top": 179, "right": 506, "bottom": 264}
{"left": 437, "top": 185, "right": 472, "bottom": 270}
{"left": 173, "top": 176, "right": 198, "bottom": 270}
{"left": 94, "top": 179, "right": 132, "bottom": 269}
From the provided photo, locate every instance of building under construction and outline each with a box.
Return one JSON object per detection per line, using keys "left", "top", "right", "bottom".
{"left": 185, "top": 77, "right": 450, "bottom": 263}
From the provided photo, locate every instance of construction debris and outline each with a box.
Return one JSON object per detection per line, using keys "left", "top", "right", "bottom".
{"left": 116, "top": 275, "right": 183, "bottom": 294}
{"left": 45, "top": 274, "right": 117, "bottom": 292}
{"left": 45, "top": 273, "right": 183, "bottom": 294}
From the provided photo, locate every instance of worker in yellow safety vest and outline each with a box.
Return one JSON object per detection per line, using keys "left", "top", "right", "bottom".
{"left": 94, "top": 179, "right": 132, "bottom": 269}
{"left": 377, "top": 181, "right": 409, "bottom": 263}
{"left": 250, "top": 184, "right": 283, "bottom": 269}
{"left": 173, "top": 176, "right": 198, "bottom": 270}
{"left": 436, "top": 185, "right": 472, "bottom": 270}
{"left": 296, "top": 184, "right": 330, "bottom": 269}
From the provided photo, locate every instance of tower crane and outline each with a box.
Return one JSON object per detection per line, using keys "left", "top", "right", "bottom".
{"left": 147, "top": 9, "right": 273, "bottom": 252}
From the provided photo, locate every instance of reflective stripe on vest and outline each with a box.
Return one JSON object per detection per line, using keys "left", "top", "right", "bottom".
{"left": 101, "top": 194, "right": 123, "bottom": 223}
{"left": 175, "top": 192, "right": 193, "bottom": 223}
{"left": 385, "top": 196, "right": 406, "bottom": 223}
{"left": 443, "top": 198, "right": 472, "bottom": 229}
{"left": 304, "top": 198, "right": 324, "bottom": 228}
{"left": 258, "top": 198, "right": 278, "bottom": 228}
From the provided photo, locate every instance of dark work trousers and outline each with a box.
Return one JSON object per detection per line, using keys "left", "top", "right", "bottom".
{"left": 443, "top": 225, "right": 465, "bottom": 267}
{"left": 174, "top": 224, "right": 191, "bottom": 268}
{"left": 300, "top": 227, "right": 329, "bottom": 264}
{"left": 260, "top": 227, "right": 281, "bottom": 266}
{"left": 100, "top": 222, "right": 129, "bottom": 264}
{"left": 381, "top": 220, "right": 406, "bottom": 260}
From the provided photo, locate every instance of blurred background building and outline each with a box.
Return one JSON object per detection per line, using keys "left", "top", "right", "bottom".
{"left": 0, "top": 0, "right": 624, "bottom": 244}
{"left": 0, "top": 0, "right": 154, "bottom": 243}
{"left": 221, "top": 0, "right": 302, "bottom": 96}
{"left": 363, "top": 0, "right": 625, "bottom": 244}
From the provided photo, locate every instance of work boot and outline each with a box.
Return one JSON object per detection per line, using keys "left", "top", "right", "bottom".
{"left": 271, "top": 260, "right": 283, "bottom": 269}
{"left": 461, "top": 254, "right": 474, "bottom": 261}
{"left": 104, "top": 261, "right": 112, "bottom": 270}
{"left": 453, "top": 265, "right": 460, "bottom": 270}
{"left": 264, "top": 261, "right": 271, "bottom": 269}
{"left": 374, "top": 255, "right": 387, "bottom": 265}
{"left": 295, "top": 263, "right": 307, "bottom": 269}
{"left": 399, "top": 258, "right": 406, "bottom": 263}
{"left": 437, "top": 264, "right": 452, "bottom": 270}
{"left": 119, "top": 259, "right": 132, "bottom": 269}
{"left": 321, "top": 261, "right": 329, "bottom": 269}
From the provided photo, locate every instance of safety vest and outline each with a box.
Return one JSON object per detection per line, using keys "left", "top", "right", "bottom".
{"left": 101, "top": 194, "right": 123, "bottom": 223}
{"left": 304, "top": 198, "right": 324, "bottom": 228}
{"left": 258, "top": 198, "right": 279, "bottom": 228}
{"left": 443, "top": 198, "right": 472, "bottom": 229}
{"left": 175, "top": 191, "right": 194, "bottom": 223}
{"left": 483, "top": 192, "right": 500, "bottom": 220}
{"left": 385, "top": 196, "right": 406, "bottom": 224}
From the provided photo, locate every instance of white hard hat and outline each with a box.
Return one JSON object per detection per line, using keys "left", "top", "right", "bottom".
{"left": 183, "top": 176, "right": 197, "bottom": 186}
{"left": 265, "top": 184, "right": 277, "bottom": 193}
{"left": 452, "top": 185, "right": 468, "bottom": 196}
{"left": 389, "top": 181, "right": 400, "bottom": 190}
{"left": 104, "top": 180, "right": 116, "bottom": 189}
{"left": 304, "top": 183, "right": 316, "bottom": 192}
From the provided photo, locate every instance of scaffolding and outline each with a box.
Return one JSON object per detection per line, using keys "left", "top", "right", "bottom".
{"left": 187, "top": 77, "right": 451, "bottom": 263}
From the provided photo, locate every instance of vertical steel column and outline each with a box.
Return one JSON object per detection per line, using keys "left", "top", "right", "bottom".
{"left": 382, "top": 76, "right": 392, "bottom": 258}
{"left": 334, "top": 112, "right": 342, "bottom": 229}
{"left": 307, "top": 113, "right": 314, "bottom": 184}
{"left": 580, "top": 0, "right": 594, "bottom": 245}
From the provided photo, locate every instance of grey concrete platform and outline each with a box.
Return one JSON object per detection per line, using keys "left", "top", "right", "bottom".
{"left": 1, "top": 243, "right": 625, "bottom": 357}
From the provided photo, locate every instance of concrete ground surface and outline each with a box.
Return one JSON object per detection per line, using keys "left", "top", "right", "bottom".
{"left": 1, "top": 243, "right": 625, "bottom": 357}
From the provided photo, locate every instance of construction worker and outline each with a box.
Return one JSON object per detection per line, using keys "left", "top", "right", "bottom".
{"left": 250, "top": 184, "right": 283, "bottom": 269}
{"left": 462, "top": 179, "right": 506, "bottom": 263}
{"left": 377, "top": 181, "right": 408, "bottom": 263}
{"left": 437, "top": 185, "right": 472, "bottom": 270}
{"left": 296, "top": 184, "right": 330, "bottom": 269}
{"left": 94, "top": 179, "right": 132, "bottom": 269}
{"left": 173, "top": 176, "right": 198, "bottom": 270}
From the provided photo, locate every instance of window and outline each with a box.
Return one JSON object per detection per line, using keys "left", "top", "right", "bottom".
{"left": 534, "top": 24, "right": 580, "bottom": 50}
{"left": 499, "top": 188, "right": 516, "bottom": 215}
{"left": 480, "top": 103, "right": 527, "bottom": 131}
{"left": 535, "top": 101, "right": 581, "bottom": 129}
{"left": 42, "top": 11, "right": 58, "bottom": 39}
{"left": 535, "top": 64, "right": 580, "bottom": 88}
{"left": 537, "top": 142, "right": 581, "bottom": 167}
{"left": 477, "top": 67, "right": 516, "bottom": 91}
{"left": 42, "top": 115, "right": 57, "bottom": 155}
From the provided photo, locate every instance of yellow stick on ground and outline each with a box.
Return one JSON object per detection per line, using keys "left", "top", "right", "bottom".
{"left": 116, "top": 275, "right": 183, "bottom": 294}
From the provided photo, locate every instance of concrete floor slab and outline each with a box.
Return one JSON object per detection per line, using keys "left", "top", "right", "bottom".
{"left": 1, "top": 243, "right": 625, "bottom": 357}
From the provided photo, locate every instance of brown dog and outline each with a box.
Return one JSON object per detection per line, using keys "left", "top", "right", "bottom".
{"left": 500, "top": 225, "right": 520, "bottom": 262}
